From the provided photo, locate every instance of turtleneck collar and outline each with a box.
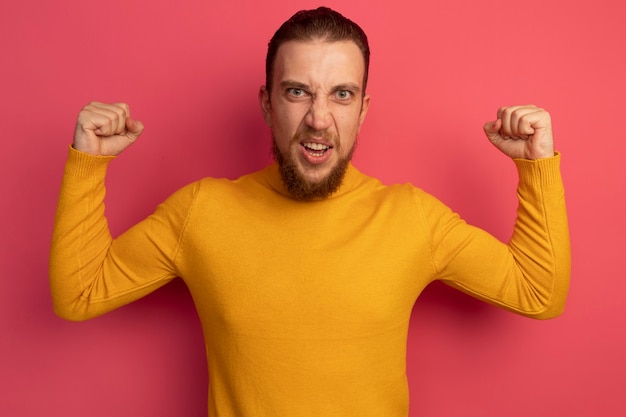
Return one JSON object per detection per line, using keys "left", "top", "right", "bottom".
{"left": 259, "top": 162, "right": 366, "bottom": 201}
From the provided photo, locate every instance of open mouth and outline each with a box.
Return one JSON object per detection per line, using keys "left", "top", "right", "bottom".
{"left": 302, "top": 142, "right": 332, "bottom": 157}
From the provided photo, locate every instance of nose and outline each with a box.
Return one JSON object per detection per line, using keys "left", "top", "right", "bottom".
{"left": 305, "top": 96, "right": 333, "bottom": 131}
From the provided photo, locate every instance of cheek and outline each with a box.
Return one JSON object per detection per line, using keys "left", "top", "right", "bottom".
{"left": 274, "top": 107, "right": 307, "bottom": 134}
{"left": 270, "top": 113, "right": 298, "bottom": 151}
{"left": 338, "top": 110, "right": 363, "bottom": 136}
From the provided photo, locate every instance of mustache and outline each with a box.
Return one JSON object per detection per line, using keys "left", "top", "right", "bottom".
{"left": 292, "top": 127, "right": 339, "bottom": 145}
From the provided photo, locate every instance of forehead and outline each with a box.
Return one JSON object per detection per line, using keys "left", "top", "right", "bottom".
{"left": 273, "top": 39, "right": 365, "bottom": 87}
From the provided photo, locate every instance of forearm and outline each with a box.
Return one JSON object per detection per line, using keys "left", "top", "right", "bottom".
{"left": 507, "top": 153, "right": 571, "bottom": 318}
{"left": 49, "top": 147, "right": 117, "bottom": 320}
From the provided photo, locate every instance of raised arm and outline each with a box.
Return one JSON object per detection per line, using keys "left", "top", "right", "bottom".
{"left": 429, "top": 105, "right": 570, "bottom": 319}
{"left": 49, "top": 102, "right": 182, "bottom": 321}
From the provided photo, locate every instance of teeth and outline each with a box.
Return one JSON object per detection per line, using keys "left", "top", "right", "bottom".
{"left": 303, "top": 142, "right": 330, "bottom": 151}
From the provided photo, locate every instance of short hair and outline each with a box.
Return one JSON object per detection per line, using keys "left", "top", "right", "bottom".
{"left": 265, "top": 7, "right": 370, "bottom": 95}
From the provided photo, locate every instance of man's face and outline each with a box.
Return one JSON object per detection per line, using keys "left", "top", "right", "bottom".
{"left": 259, "top": 39, "right": 370, "bottom": 200}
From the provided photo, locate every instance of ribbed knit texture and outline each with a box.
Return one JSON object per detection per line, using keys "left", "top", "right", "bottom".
{"left": 50, "top": 147, "right": 570, "bottom": 416}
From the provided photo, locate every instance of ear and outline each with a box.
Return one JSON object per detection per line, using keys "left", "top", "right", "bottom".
{"left": 358, "top": 94, "right": 371, "bottom": 128}
{"left": 259, "top": 86, "right": 272, "bottom": 127}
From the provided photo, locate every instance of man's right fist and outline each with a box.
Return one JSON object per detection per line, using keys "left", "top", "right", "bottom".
{"left": 73, "top": 102, "right": 144, "bottom": 156}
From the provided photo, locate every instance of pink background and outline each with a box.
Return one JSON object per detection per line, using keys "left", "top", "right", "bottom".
{"left": 1, "top": 0, "right": 625, "bottom": 416}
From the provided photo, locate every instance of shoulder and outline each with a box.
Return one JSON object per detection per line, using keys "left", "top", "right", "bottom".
{"left": 351, "top": 167, "right": 450, "bottom": 215}
{"left": 168, "top": 168, "right": 273, "bottom": 210}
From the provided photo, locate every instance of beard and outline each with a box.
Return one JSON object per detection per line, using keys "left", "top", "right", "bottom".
{"left": 272, "top": 135, "right": 356, "bottom": 201}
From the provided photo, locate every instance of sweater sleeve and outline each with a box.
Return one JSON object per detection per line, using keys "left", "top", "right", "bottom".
{"left": 49, "top": 147, "right": 196, "bottom": 321}
{"left": 422, "top": 153, "right": 570, "bottom": 319}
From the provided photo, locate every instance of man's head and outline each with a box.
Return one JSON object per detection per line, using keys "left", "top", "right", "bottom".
{"left": 260, "top": 7, "right": 371, "bottom": 200}
{"left": 265, "top": 7, "right": 370, "bottom": 96}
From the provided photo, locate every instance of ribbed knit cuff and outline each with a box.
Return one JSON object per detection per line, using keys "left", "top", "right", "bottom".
{"left": 64, "top": 146, "right": 116, "bottom": 178}
{"left": 513, "top": 152, "right": 562, "bottom": 188}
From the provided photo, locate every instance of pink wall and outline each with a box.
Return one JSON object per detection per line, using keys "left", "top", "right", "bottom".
{"left": 1, "top": 0, "right": 624, "bottom": 415}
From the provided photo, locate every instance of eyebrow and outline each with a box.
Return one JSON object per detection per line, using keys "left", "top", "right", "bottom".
{"left": 332, "top": 83, "right": 362, "bottom": 94}
{"left": 280, "top": 80, "right": 310, "bottom": 91}
{"left": 279, "top": 80, "right": 362, "bottom": 94}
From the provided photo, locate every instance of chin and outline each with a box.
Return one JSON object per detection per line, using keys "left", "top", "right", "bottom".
{"left": 272, "top": 140, "right": 354, "bottom": 201}
{"left": 298, "top": 164, "right": 334, "bottom": 183}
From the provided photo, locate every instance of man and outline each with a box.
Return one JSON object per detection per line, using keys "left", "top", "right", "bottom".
{"left": 50, "top": 6, "right": 570, "bottom": 417}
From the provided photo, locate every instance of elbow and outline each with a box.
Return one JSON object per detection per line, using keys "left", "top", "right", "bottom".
{"left": 524, "top": 289, "right": 569, "bottom": 320}
{"left": 522, "top": 266, "right": 571, "bottom": 320}
{"left": 535, "top": 277, "right": 570, "bottom": 320}
{"left": 50, "top": 276, "right": 99, "bottom": 322}
{"left": 51, "top": 293, "right": 99, "bottom": 322}
{"left": 530, "top": 303, "right": 567, "bottom": 320}
{"left": 53, "top": 303, "right": 92, "bottom": 322}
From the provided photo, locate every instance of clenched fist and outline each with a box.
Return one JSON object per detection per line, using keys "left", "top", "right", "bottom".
{"left": 73, "top": 102, "right": 144, "bottom": 156}
{"left": 484, "top": 105, "right": 555, "bottom": 160}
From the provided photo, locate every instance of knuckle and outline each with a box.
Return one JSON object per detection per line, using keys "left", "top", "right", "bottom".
{"left": 80, "top": 103, "right": 94, "bottom": 114}
{"left": 113, "top": 102, "right": 130, "bottom": 113}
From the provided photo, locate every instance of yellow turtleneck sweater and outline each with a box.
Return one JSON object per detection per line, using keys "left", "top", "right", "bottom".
{"left": 50, "top": 147, "right": 570, "bottom": 416}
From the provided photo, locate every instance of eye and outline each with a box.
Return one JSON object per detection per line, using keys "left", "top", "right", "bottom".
{"left": 287, "top": 88, "right": 307, "bottom": 98}
{"left": 335, "top": 90, "right": 353, "bottom": 100}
